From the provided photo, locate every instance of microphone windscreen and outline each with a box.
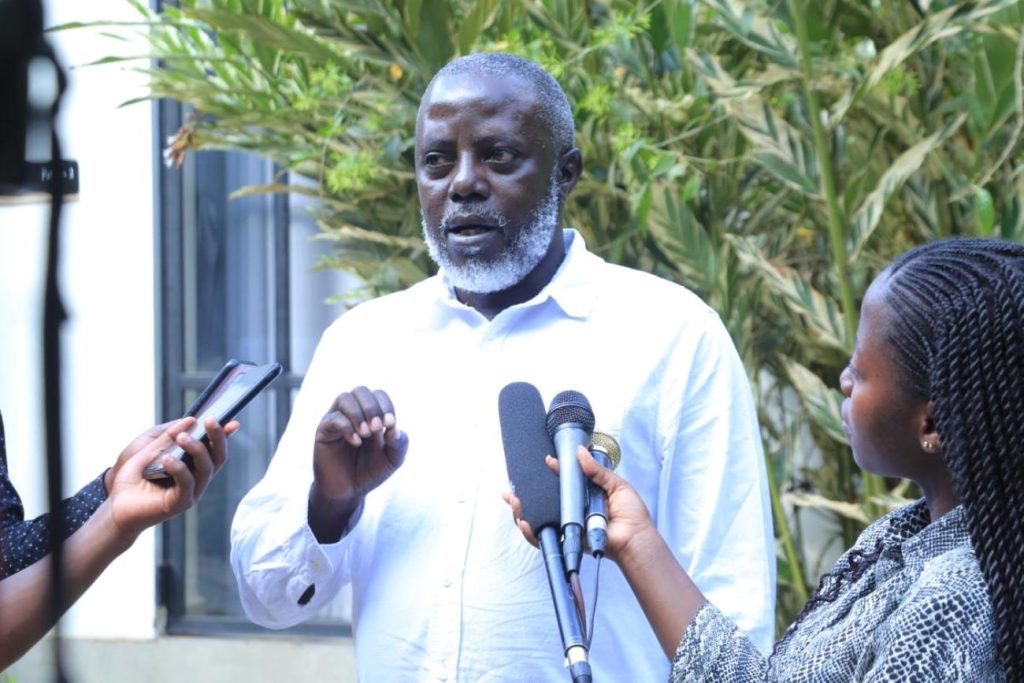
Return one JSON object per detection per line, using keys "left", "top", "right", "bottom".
{"left": 545, "top": 390, "right": 596, "bottom": 437}
{"left": 499, "top": 382, "right": 561, "bottom": 531}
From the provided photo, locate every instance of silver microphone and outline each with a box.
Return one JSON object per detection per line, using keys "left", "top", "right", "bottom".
{"left": 546, "top": 390, "right": 595, "bottom": 576}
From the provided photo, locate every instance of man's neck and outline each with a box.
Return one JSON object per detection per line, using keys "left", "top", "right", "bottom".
{"left": 455, "top": 229, "right": 567, "bottom": 320}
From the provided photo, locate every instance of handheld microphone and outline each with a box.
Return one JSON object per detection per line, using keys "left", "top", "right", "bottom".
{"left": 587, "top": 432, "right": 621, "bottom": 557}
{"left": 499, "top": 382, "right": 592, "bottom": 683}
{"left": 545, "top": 390, "right": 595, "bottom": 577}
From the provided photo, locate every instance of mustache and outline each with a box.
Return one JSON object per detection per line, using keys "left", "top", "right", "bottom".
{"left": 440, "top": 202, "right": 509, "bottom": 232}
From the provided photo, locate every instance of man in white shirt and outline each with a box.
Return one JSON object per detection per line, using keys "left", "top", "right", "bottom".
{"left": 230, "top": 53, "right": 775, "bottom": 682}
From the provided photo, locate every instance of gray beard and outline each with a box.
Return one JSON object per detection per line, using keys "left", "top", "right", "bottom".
{"left": 421, "top": 184, "right": 560, "bottom": 294}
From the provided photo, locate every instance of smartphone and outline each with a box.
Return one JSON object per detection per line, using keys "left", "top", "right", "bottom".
{"left": 142, "top": 359, "right": 283, "bottom": 480}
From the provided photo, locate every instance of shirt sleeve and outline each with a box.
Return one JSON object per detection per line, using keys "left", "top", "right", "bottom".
{"left": 0, "top": 471, "right": 108, "bottom": 580}
{"left": 229, "top": 319, "right": 362, "bottom": 629}
{"left": 657, "top": 310, "right": 776, "bottom": 654}
{"left": 862, "top": 550, "right": 1000, "bottom": 682}
{"left": 671, "top": 602, "right": 769, "bottom": 683}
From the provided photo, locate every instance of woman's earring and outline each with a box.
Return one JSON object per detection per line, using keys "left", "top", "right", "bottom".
{"left": 922, "top": 440, "right": 936, "bottom": 453}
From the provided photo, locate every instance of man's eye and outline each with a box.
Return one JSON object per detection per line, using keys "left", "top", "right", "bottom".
{"left": 423, "top": 153, "right": 451, "bottom": 167}
{"left": 488, "top": 149, "right": 517, "bottom": 164}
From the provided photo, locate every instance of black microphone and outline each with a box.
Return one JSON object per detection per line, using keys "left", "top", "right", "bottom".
{"left": 499, "top": 382, "right": 592, "bottom": 683}
{"left": 587, "top": 432, "right": 621, "bottom": 557}
{"left": 545, "top": 390, "right": 595, "bottom": 577}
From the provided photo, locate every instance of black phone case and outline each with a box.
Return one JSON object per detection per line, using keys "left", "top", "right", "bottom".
{"left": 142, "top": 358, "right": 282, "bottom": 480}
{"left": 183, "top": 358, "right": 242, "bottom": 420}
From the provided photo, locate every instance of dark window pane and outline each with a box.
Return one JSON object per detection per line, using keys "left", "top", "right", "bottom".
{"left": 184, "top": 153, "right": 275, "bottom": 373}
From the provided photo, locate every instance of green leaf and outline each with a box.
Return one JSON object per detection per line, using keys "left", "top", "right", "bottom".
{"left": 728, "top": 236, "right": 848, "bottom": 355}
{"left": 681, "top": 174, "right": 701, "bottom": 202}
{"left": 753, "top": 150, "right": 818, "bottom": 194}
{"left": 648, "top": 4, "right": 672, "bottom": 56}
{"left": 783, "top": 358, "right": 847, "bottom": 446}
{"left": 831, "top": 0, "right": 1020, "bottom": 125}
{"left": 667, "top": 0, "right": 693, "bottom": 54}
{"left": 700, "top": 0, "right": 798, "bottom": 68}
{"left": 975, "top": 188, "right": 997, "bottom": 235}
{"left": 416, "top": 0, "right": 454, "bottom": 73}
{"left": 785, "top": 491, "right": 869, "bottom": 524}
{"left": 457, "top": 0, "right": 500, "bottom": 54}
{"left": 187, "top": 8, "right": 339, "bottom": 63}
{"left": 227, "top": 182, "right": 292, "bottom": 199}
{"left": 689, "top": 50, "right": 819, "bottom": 195}
{"left": 848, "top": 113, "right": 967, "bottom": 261}
{"left": 404, "top": 0, "right": 423, "bottom": 36}
{"left": 646, "top": 185, "right": 718, "bottom": 296}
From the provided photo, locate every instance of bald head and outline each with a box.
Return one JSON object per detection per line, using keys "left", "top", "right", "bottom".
{"left": 419, "top": 53, "right": 575, "bottom": 155}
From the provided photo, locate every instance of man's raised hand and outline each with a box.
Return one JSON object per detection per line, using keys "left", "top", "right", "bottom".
{"left": 309, "top": 387, "right": 408, "bottom": 543}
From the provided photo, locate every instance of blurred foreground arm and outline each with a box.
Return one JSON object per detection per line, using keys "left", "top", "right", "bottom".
{"left": 0, "top": 417, "right": 233, "bottom": 670}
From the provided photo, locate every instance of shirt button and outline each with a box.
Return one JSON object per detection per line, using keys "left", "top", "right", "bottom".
{"left": 442, "top": 578, "right": 452, "bottom": 588}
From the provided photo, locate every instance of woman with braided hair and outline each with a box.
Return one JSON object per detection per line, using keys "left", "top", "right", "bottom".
{"left": 507, "top": 236, "right": 1022, "bottom": 681}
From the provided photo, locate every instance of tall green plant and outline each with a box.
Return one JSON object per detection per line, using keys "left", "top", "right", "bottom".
{"left": 77, "top": 0, "right": 1024, "bottom": 632}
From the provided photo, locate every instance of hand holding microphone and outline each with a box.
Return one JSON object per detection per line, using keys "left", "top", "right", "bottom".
{"left": 506, "top": 439, "right": 655, "bottom": 567}
{"left": 500, "top": 383, "right": 592, "bottom": 683}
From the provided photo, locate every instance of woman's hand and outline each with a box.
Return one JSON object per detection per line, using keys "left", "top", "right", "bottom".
{"left": 105, "top": 417, "right": 237, "bottom": 540}
{"left": 503, "top": 444, "right": 657, "bottom": 564}
{"left": 504, "top": 444, "right": 706, "bottom": 660}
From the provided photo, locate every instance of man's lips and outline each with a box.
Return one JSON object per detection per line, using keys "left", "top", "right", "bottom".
{"left": 443, "top": 216, "right": 504, "bottom": 244}
{"left": 446, "top": 224, "right": 496, "bottom": 236}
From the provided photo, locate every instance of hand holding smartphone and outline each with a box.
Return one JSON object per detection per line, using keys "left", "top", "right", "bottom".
{"left": 143, "top": 359, "right": 282, "bottom": 480}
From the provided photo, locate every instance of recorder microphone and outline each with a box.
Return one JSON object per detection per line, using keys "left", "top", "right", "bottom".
{"left": 586, "top": 432, "right": 621, "bottom": 557}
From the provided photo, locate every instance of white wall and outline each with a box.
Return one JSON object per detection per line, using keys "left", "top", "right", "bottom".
{"left": 0, "top": 0, "right": 159, "bottom": 640}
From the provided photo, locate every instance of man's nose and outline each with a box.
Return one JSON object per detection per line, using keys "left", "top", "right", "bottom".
{"left": 449, "top": 153, "right": 489, "bottom": 202}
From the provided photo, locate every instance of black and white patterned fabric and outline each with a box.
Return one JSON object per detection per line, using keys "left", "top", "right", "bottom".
{"left": 672, "top": 499, "right": 1004, "bottom": 682}
{"left": 0, "top": 410, "right": 108, "bottom": 579}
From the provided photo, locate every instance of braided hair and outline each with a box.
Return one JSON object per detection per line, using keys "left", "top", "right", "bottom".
{"left": 882, "top": 237, "right": 1024, "bottom": 679}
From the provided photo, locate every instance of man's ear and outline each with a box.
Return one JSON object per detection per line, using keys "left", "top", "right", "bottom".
{"left": 555, "top": 148, "right": 582, "bottom": 201}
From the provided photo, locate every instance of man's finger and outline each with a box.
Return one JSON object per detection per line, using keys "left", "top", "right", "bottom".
{"left": 383, "top": 427, "right": 408, "bottom": 468}
{"left": 351, "top": 386, "right": 387, "bottom": 435}
{"left": 373, "top": 389, "right": 397, "bottom": 428}
{"left": 331, "top": 393, "right": 370, "bottom": 438}
{"left": 317, "top": 411, "right": 361, "bottom": 447}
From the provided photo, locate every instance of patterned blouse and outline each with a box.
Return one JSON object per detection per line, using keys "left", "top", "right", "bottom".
{"left": 672, "top": 499, "right": 1003, "bottom": 682}
{"left": 0, "top": 410, "right": 108, "bottom": 579}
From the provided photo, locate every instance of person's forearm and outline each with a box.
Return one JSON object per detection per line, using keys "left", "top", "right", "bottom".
{"left": 0, "top": 500, "right": 136, "bottom": 670}
{"left": 307, "top": 482, "right": 362, "bottom": 544}
{"left": 616, "top": 525, "right": 706, "bottom": 659}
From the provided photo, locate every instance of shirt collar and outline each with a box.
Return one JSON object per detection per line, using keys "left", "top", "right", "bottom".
{"left": 423, "top": 229, "right": 601, "bottom": 326}
{"left": 537, "top": 229, "right": 600, "bottom": 319}
{"left": 882, "top": 499, "right": 971, "bottom": 563}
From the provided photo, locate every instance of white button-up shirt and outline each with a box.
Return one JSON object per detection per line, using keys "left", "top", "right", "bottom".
{"left": 231, "top": 230, "right": 775, "bottom": 681}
